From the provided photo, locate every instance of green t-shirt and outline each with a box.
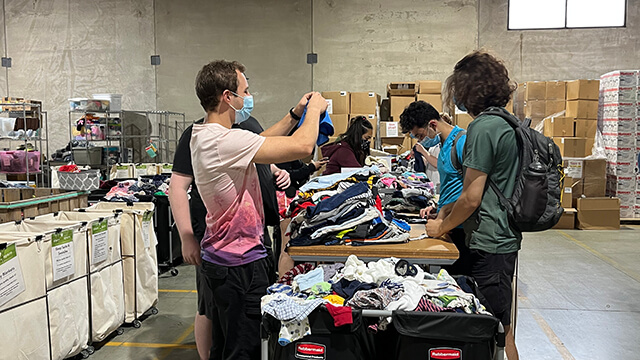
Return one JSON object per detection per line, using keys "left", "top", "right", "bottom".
{"left": 463, "top": 113, "right": 522, "bottom": 254}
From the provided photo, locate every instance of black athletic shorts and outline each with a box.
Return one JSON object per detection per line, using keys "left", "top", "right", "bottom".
{"left": 199, "top": 256, "right": 273, "bottom": 360}
{"left": 470, "top": 249, "right": 517, "bottom": 326}
{"left": 444, "top": 228, "right": 472, "bottom": 276}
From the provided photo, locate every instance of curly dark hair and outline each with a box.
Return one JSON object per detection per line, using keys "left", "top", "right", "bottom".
{"left": 336, "top": 115, "right": 373, "bottom": 165}
{"left": 195, "top": 60, "right": 246, "bottom": 112}
{"left": 399, "top": 100, "right": 441, "bottom": 134}
{"left": 444, "top": 50, "right": 516, "bottom": 117}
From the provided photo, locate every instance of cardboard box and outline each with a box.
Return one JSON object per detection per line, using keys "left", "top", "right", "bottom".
{"left": 585, "top": 138, "right": 594, "bottom": 156}
{"left": 416, "top": 94, "right": 443, "bottom": 112}
{"left": 566, "top": 100, "right": 599, "bottom": 119}
{"left": 322, "top": 91, "right": 350, "bottom": 115}
{"left": 583, "top": 176, "right": 606, "bottom": 197}
{"left": 505, "top": 97, "right": 514, "bottom": 113}
{"left": 553, "top": 137, "right": 588, "bottom": 158}
{"left": 601, "top": 87, "right": 638, "bottom": 104}
{"left": 418, "top": 80, "right": 442, "bottom": 94}
{"left": 390, "top": 96, "right": 415, "bottom": 121}
{"left": 574, "top": 119, "right": 597, "bottom": 138}
{"left": 523, "top": 81, "right": 546, "bottom": 100}
{"left": 546, "top": 81, "right": 566, "bottom": 100}
{"left": 543, "top": 117, "right": 574, "bottom": 137}
{"left": 606, "top": 175, "right": 637, "bottom": 192}
{"left": 545, "top": 100, "right": 566, "bottom": 117}
{"left": 455, "top": 113, "right": 474, "bottom": 130}
{"left": 576, "top": 197, "right": 620, "bottom": 230}
{"left": 380, "top": 98, "right": 391, "bottom": 121}
{"left": 331, "top": 114, "right": 350, "bottom": 135}
{"left": 401, "top": 135, "right": 416, "bottom": 151}
{"left": 561, "top": 177, "right": 574, "bottom": 208}
{"left": 381, "top": 136, "right": 405, "bottom": 146}
{"left": 524, "top": 100, "right": 546, "bottom": 118}
{"left": 350, "top": 92, "right": 380, "bottom": 114}
{"left": 380, "top": 121, "right": 400, "bottom": 137}
{"left": 553, "top": 208, "right": 576, "bottom": 229}
{"left": 388, "top": 82, "right": 417, "bottom": 96}
{"left": 566, "top": 80, "right": 600, "bottom": 100}
{"left": 600, "top": 70, "right": 639, "bottom": 90}
{"left": 601, "top": 103, "right": 637, "bottom": 119}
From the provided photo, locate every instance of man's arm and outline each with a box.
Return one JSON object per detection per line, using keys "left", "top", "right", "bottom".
{"left": 168, "top": 172, "right": 201, "bottom": 266}
{"left": 261, "top": 92, "right": 313, "bottom": 137}
{"left": 426, "top": 168, "right": 487, "bottom": 237}
{"left": 415, "top": 143, "right": 438, "bottom": 168}
{"left": 253, "top": 92, "right": 327, "bottom": 164}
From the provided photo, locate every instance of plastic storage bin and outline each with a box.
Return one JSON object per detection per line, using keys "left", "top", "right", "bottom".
{"left": 0, "top": 150, "right": 40, "bottom": 173}
{"left": 57, "top": 169, "right": 100, "bottom": 191}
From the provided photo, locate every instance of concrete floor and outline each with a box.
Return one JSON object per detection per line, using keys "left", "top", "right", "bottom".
{"left": 92, "top": 225, "right": 640, "bottom": 360}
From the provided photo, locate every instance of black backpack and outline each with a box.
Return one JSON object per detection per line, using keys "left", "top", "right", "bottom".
{"left": 454, "top": 107, "right": 564, "bottom": 232}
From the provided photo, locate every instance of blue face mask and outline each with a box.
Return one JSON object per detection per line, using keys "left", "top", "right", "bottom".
{"left": 409, "top": 133, "right": 417, "bottom": 139}
{"left": 453, "top": 96, "right": 467, "bottom": 112}
{"left": 229, "top": 91, "right": 254, "bottom": 124}
{"left": 420, "top": 133, "right": 440, "bottom": 149}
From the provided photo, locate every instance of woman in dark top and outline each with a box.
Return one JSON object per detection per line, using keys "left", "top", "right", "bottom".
{"left": 321, "top": 115, "right": 374, "bottom": 175}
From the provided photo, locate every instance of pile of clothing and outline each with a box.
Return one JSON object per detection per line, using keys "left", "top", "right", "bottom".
{"left": 378, "top": 172, "right": 436, "bottom": 213}
{"left": 262, "top": 255, "right": 492, "bottom": 346}
{"left": 103, "top": 174, "right": 170, "bottom": 202}
{"left": 283, "top": 167, "right": 411, "bottom": 247}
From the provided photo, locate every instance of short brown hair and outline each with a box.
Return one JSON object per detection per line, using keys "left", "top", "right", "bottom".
{"left": 195, "top": 60, "right": 246, "bottom": 112}
{"left": 444, "top": 50, "right": 516, "bottom": 117}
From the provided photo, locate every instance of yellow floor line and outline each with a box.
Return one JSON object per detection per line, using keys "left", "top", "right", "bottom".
{"left": 531, "top": 310, "right": 576, "bottom": 360}
{"left": 557, "top": 230, "right": 640, "bottom": 283}
{"left": 157, "top": 323, "right": 196, "bottom": 359}
{"left": 158, "top": 289, "right": 197, "bottom": 293}
{"left": 104, "top": 342, "right": 196, "bottom": 350}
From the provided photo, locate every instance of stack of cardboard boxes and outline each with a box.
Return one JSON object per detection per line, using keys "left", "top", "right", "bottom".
{"left": 600, "top": 70, "right": 640, "bottom": 219}
{"left": 556, "top": 157, "right": 619, "bottom": 229}
{"left": 321, "top": 91, "right": 381, "bottom": 147}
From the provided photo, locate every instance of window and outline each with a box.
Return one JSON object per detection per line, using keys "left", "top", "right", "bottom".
{"left": 508, "top": 0, "right": 626, "bottom": 30}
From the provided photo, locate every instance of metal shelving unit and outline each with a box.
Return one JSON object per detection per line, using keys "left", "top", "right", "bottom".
{"left": 68, "top": 110, "right": 186, "bottom": 167}
{"left": 0, "top": 101, "right": 49, "bottom": 186}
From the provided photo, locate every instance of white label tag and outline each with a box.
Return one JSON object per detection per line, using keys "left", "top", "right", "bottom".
{"left": 564, "top": 187, "right": 572, "bottom": 194}
{"left": 0, "top": 244, "right": 26, "bottom": 307}
{"left": 116, "top": 165, "right": 129, "bottom": 179}
{"left": 565, "top": 160, "right": 584, "bottom": 178}
{"left": 326, "top": 99, "right": 333, "bottom": 115}
{"left": 141, "top": 211, "right": 153, "bottom": 248}
{"left": 51, "top": 230, "right": 75, "bottom": 281}
{"left": 92, "top": 220, "right": 109, "bottom": 265}
{"left": 386, "top": 122, "right": 398, "bottom": 137}
{"left": 368, "top": 92, "right": 375, "bottom": 97}
{"left": 339, "top": 91, "right": 347, "bottom": 96}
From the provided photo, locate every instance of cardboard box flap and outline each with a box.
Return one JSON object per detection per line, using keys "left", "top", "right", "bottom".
{"left": 417, "top": 80, "right": 442, "bottom": 94}
{"left": 387, "top": 82, "right": 417, "bottom": 96}
{"left": 380, "top": 136, "right": 405, "bottom": 146}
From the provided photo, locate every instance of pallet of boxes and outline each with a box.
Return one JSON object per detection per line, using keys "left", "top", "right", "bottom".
{"left": 320, "top": 90, "right": 380, "bottom": 153}
{"left": 600, "top": 70, "right": 640, "bottom": 221}
{"left": 380, "top": 82, "right": 416, "bottom": 154}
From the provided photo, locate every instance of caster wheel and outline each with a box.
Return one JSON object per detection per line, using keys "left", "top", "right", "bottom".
{"left": 170, "top": 269, "right": 179, "bottom": 276}
{"left": 80, "top": 350, "right": 90, "bottom": 359}
{"left": 151, "top": 307, "right": 159, "bottom": 315}
{"left": 87, "top": 346, "right": 95, "bottom": 355}
{"left": 133, "top": 320, "right": 142, "bottom": 328}
{"left": 116, "top": 328, "right": 125, "bottom": 336}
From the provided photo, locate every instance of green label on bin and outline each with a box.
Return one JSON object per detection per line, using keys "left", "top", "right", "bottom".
{"left": 143, "top": 211, "right": 154, "bottom": 221}
{"left": 162, "top": 164, "right": 172, "bottom": 170}
{"left": 117, "top": 165, "right": 128, "bottom": 170}
{"left": 92, "top": 220, "right": 108, "bottom": 234}
{"left": 52, "top": 229, "right": 73, "bottom": 247}
{"left": 136, "top": 165, "right": 147, "bottom": 170}
{"left": 0, "top": 243, "right": 17, "bottom": 266}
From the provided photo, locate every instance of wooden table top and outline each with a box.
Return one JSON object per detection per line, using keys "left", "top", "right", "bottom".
{"left": 287, "top": 224, "right": 459, "bottom": 261}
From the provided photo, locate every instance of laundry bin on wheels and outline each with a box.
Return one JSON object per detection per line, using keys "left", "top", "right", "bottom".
{"left": 261, "top": 307, "right": 377, "bottom": 360}
{"left": 0, "top": 235, "right": 51, "bottom": 360}
{"left": 86, "top": 202, "right": 159, "bottom": 327}
{"left": 0, "top": 221, "right": 91, "bottom": 360}
{"left": 37, "top": 211, "right": 126, "bottom": 342}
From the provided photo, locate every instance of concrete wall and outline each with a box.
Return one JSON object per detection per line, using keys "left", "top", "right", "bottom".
{"left": 313, "top": 0, "right": 478, "bottom": 95}
{"left": 1, "top": 0, "right": 639, "bottom": 153}
{"left": 478, "top": 0, "right": 640, "bottom": 83}
{"left": 1, "top": 0, "right": 156, "bottom": 154}
{"left": 155, "top": 0, "right": 312, "bottom": 127}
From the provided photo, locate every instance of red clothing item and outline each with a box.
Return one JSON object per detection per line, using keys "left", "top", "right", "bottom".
{"left": 322, "top": 141, "right": 362, "bottom": 175}
{"left": 325, "top": 303, "right": 353, "bottom": 327}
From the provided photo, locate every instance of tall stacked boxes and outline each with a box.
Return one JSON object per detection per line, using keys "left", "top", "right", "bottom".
{"left": 350, "top": 91, "right": 380, "bottom": 148}
{"left": 382, "top": 83, "right": 416, "bottom": 153}
{"left": 566, "top": 80, "right": 600, "bottom": 156}
{"left": 600, "top": 70, "right": 639, "bottom": 218}
{"left": 321, "top": 91, "right": 350, "bottom": 137}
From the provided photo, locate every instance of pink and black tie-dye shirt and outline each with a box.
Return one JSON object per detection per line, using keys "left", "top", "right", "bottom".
{"left": 190, "top": 122, "right": 267, "bottom": 266}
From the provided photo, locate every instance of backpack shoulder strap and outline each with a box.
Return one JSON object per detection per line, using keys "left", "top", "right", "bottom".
{"left": 450, "top": 130, "right": 466, "bottom": 175}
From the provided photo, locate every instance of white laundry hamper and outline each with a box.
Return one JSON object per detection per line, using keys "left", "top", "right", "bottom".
{"left": 0, "top": 235, "right": 50, "bottom": 360}
{"left": 0, "top": 221, "right": 90, "bottom": 360}
{"left": 85, "top": 202, "right": 158, "bottom": 325}
{"left": 36, "top": 211, "right": 126, "bottom": 342}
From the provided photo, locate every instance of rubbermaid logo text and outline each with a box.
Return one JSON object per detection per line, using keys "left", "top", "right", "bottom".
{"left": 295, "top": 343, "right": 326, "bottom": 360}
{"left": 430, "top": 348, "right": 462, "bottom": 360}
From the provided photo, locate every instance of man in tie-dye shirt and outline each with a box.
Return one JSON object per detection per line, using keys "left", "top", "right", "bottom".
{"left": 190, "top": 59, "right": 327, "bottom": 360}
